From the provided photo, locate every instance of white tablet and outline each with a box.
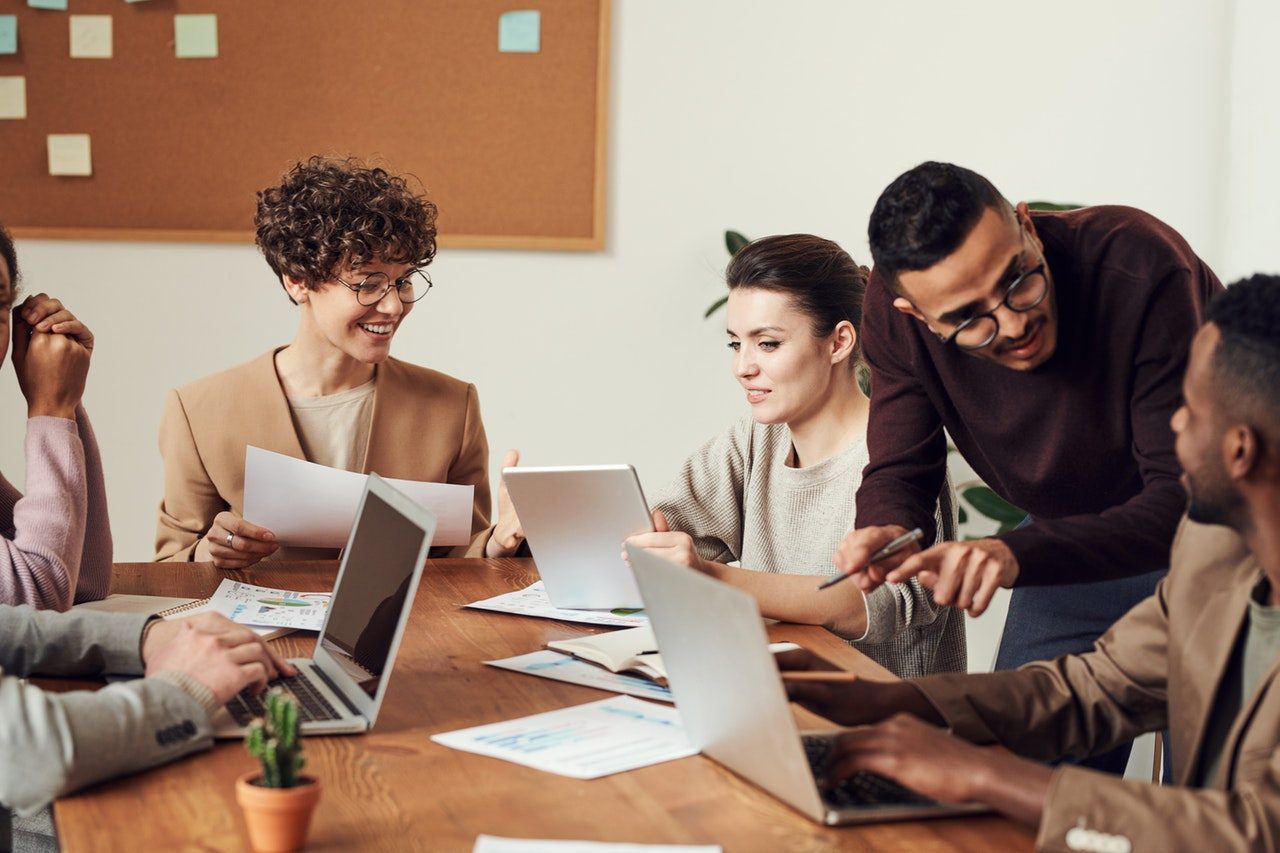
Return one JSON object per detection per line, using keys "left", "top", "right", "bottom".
{"left": 501, "top": 464, "right": 653, "bottom": 609}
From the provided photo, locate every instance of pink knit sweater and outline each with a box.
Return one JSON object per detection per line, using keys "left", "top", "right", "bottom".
{"left": 0, "top": 409, "right": 112, "bottom": 609}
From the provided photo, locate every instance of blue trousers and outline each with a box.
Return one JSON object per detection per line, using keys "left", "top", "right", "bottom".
{"left": 995, "top": 567, "right": 1167, "bottom": 777}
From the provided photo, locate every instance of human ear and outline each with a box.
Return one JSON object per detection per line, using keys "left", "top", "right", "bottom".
{"left": 830, "top": 320, "right": 857, "bottom": 365}
{"left": 1015, "top": 202, "right": 1044, "bottom": 253}
{"left": 892, "top": 297, "right": 926, "bottom": 323}
{"left": 282, "top": 275, "right": 311, "bottom": 304}
{"left": 1222, "top": 425, "right": 1259, "bottom": 481}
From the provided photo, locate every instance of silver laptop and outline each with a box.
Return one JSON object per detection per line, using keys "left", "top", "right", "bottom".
{"left": 502, "top": 464, "right": 652, "bottom": 609}
{"left": 212, "top": 474, "right": 435, "bottom": 737}
{"left": 625, "top": 543, "right": 988, "bottom": 825}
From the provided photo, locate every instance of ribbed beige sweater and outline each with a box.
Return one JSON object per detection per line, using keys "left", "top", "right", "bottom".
{"left": 654, "top": 415, "right": 965, "bottom": 677}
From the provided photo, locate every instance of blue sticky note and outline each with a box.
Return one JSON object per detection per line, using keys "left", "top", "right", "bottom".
{"left": 174, "top": 13, "right": 218, "bottom": 59}
{"left": 28, "top": 0, "right": 68, "bottom": 10}
{"left": 0, "top": 17, "right": 16, "bottom": 55}
{"left": 499, "top": 10, "right": 540, "bottom": 54}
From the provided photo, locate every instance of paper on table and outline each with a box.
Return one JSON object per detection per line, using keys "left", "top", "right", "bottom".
{"left": 208, "top": 579, "right": 331, "bottom": 630}
{"left": 486, "top": 650, "right": 675, "bottom": 704}
{"left": 0, "top": 77, "right": 26, "bottom": 120}
{"left": 242, "top": 446, "right": 474, "bottom": 548}
{"left": 474, "top": 837, "right": 721, "bottom": 853}
{"left": 431, "top": 695, "right": 695, "bottom": 779}
{"left": 465, "top": 581, "right": 648, "bottom": 628}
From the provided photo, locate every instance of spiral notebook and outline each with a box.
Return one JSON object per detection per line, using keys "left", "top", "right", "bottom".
{"left": 76, "top": 593, "right": 294, "bottom": 640}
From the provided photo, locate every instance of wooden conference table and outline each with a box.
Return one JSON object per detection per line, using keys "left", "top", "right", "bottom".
{"left": 52, "top": 558, "right": 1035, "bottom": 852}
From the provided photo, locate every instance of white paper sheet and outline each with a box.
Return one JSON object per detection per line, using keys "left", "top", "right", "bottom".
{"left": 207, "top": 579, "right": 331, "bottom": 630}
{"left": 465, "top": 581, "right": 648, "bottom": 628}
{"left": 485, "top": 650, "right": 674, "bottom": 703}
{"left": 242, "top": 446, "right": 473, "bottom": 547}
{"left": 474, "top": 837, "right": 720, "bottom": 853}
{"left": 431, "top": 695, "right": 695, "bottom": 779}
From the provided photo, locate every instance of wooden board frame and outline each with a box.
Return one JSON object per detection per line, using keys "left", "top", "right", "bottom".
{"left": 1, "top": 2, "right": 610, "bottom": 251}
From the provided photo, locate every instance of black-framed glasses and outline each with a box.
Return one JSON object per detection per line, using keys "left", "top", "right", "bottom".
{"left": 335, "top": 269, "right": 433, "bottom": 306}
{"left": 938, "top": 262, "right": 1048, "bottom": 351}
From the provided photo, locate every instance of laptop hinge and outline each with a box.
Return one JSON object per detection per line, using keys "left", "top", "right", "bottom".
{"left": 308, "top": 660, "right": 363, "bottom": 719}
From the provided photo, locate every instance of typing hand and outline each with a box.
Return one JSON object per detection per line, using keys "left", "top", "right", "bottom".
{"left": 197, "top": 511, "right": 279, "bottom": 569}
{"left": 143, "top": 612, "right": 295, "bottom": 704}
{"left": 832, "top": 525, "right": 919, "bottom": 594}
{"left": 884, "top": 538, "right": 1019, "bottom": 617}
{"left": 622, "top": 510, "right": 714, "bottom": 576}
{"left": 777, "top": 647, "right": 941, "bottom": 728}
{"left": 825, "top": 715, "right": 989, "bottom": 804}
{"left": 486, "top": 449, "right": 527, "bottom": 557}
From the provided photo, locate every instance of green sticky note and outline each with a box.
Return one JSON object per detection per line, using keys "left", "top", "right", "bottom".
{"left": 28, "top": 0, "right": 68, "bottom": 10}
{"left": 174, "top": 14, "right": 218, "bottom": 59}
{"left": 0, "top": 17, "right": 16, "bottom": 55}
{"left": 498, "top": 10, "right": 540, "bottom": 54}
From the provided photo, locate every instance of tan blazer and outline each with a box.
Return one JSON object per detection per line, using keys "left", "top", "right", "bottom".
{"left": 914, "top": 519, "right": 1280, "bottom": 852}
{"left": 156, "top": 350, "right": 492, "bottom": 562}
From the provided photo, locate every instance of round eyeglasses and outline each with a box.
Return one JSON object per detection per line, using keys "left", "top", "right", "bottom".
{"left": 335, "top": 269, "right": 433, "bottom": 306}
{"left": 939, "top": 263, "right": 1049, "bottom": 351}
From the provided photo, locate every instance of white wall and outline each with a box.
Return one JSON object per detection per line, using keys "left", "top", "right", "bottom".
{"left": 1, "top": 1, "right": 1264, "bottom": 725}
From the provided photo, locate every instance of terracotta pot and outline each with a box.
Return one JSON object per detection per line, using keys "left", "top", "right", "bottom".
{"left": 235, "top": 771, "right": 322, "bottom": 852}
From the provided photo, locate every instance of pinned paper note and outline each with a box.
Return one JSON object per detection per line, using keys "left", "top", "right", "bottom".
{"left": 0, "top": 77, "right": 26, "bottom": 120}
{"left": 28, "top": 0, "right": 68, "bottom": 10}
{"left": 174, "top": 14, "right": 218, "bottom": 58}
{"left": 498, "top": 10, "right": 540, "bottom": 53}
{"left": 47, "top": 134, "right": 93, "bottom": 177}
{"left": 0, "top": 16, "right": 17, "bottom": 55}
{"left": 70, "top": 15, "right": 112, "bottom": 59}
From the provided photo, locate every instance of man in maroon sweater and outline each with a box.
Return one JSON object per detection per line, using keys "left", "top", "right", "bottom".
{"left": 837, "top": 162, "right": 1220, "bottom": 772}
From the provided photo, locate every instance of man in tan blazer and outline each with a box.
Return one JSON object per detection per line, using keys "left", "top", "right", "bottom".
{"left": 782, "top": 274, "right": 1280, "bottom": 852}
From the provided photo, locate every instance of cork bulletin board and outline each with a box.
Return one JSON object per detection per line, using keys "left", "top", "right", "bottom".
{"left": 0, "top": 1, "right": 610, "bottom": 250}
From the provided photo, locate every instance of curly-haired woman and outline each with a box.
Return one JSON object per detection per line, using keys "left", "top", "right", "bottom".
{"left": 155, "top": 157, "right": 522, "bottom": 566}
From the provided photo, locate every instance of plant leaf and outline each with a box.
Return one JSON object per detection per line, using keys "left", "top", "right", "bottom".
{"left": 703, "top": 294, "right": 729, "bottom": 319}
{"left": 1024, "top": 201, "right": 1083, "bottom": 211}
{"left": 725, "top": 230, "right": 750, "bottom": 256}
{"left": 960, "top": 485, "right": 1026, "bottom": 527}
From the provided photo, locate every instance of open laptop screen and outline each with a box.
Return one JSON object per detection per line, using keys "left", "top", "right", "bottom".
{"left": 318, "top": 488, "right": 427, "bottom": 697}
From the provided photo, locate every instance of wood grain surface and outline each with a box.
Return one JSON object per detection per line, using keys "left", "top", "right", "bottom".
{"left": 51, "top": 559, "right": 1035, "bottom": 852}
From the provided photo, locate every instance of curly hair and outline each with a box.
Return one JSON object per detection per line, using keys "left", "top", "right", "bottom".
{"left": 1208, "top": 274, "right": 1280, "bottom": 437}
{"left": 255, "top": 157, "right": 438, "bottom": 298}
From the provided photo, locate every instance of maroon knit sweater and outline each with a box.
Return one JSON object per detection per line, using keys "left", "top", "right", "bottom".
{"left": 856, "top": 206, "right": 1222, "bottom": 585}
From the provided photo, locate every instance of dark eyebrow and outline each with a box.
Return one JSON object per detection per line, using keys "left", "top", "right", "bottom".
{"left": 937, "top": 254, "right": 1022, "bottom": 325}
{"left": 726, "top": 325, "right": 786, "bottom": 338}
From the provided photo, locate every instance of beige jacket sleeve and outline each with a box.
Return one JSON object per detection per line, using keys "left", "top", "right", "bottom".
{"left": 155, "top": 389, "right": 224, "bottom": 562}
{"left": 451, "top": 383, "right": 494, "bottom": 558}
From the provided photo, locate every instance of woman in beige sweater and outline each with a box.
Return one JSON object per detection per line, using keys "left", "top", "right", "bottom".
{"left": 628, "top": 234, "right": 964, "bottom": 677}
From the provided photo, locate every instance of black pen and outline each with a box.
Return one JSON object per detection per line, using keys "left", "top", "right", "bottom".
{"left": 817, "top": 528, "right": 924, "bottom": 591}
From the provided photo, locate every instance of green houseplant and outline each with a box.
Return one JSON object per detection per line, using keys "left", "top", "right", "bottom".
{"left": 235, "top": 690, "right": 321, "bottom": 852}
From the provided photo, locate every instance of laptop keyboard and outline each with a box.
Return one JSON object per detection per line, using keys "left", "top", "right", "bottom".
{"left": 226, "top": 672, "right": 342, "bottom": 727}
{"left": 802, "top": 735, "right": 935, "bottom": 808}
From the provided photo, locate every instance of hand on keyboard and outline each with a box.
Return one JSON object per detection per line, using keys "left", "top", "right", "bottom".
{"left": 144, "top": 612, "right": 295, "bottom": 704}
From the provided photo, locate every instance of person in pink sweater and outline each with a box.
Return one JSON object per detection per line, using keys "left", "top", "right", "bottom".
{"left": 0, "top": 223, "right": 111, "bottom": 609}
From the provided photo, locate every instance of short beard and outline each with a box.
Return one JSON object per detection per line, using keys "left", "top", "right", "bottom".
{"left": 1186, "top": 485, "right": 1244, "bottom": 530}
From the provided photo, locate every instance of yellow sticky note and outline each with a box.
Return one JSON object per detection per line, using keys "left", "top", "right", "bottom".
{"left": 47, "top": 134, "right": 93, "bottom": 177}
{"left": 0, "top": 76, "right": 26, "bottom": 120}
{"left": 70, "top": 15, "right": 113, "bottom": 59}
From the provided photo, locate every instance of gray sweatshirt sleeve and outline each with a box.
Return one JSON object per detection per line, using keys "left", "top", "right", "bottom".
{"left": 652, "top": 418, "right": 751, "bottom": 564}
{"left": 0, "top": 606, "right": 214, "bottom": 816}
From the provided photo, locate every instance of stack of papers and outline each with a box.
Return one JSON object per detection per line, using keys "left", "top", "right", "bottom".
{"left": 207, "top": 579, "right": 331, "bottom": 631}
{"left": 486, "top": 651, "right": 675, "bottom": 704}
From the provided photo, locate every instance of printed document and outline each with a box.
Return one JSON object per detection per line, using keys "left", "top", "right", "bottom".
{"left": 465, "top": 581, "right": 648, "bottom": 628}
{"left": 485, "top": 650, "right": 674, "bottom": 703}
{"left": 431, "top": 695, "right": 694, "bottom": 779}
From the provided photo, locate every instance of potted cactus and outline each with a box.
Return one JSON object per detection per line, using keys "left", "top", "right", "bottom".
{"left": 235, "top": 690, "right": 322, "bottom": 852}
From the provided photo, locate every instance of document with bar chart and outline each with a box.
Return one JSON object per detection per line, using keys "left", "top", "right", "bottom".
{"left": 430, "top": 696, "right": 695, "bottom": 779}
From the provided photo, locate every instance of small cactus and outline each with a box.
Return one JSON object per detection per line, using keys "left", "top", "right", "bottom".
{"left": 245, "top": 689, "right": 307, "bottom": 788}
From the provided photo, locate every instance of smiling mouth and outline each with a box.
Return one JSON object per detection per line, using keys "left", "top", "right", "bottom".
{"left": 1000, "top": 321, "right": 1042, "bottom": 356}
{"left": 358, "top": 322, "right": 395, "bottom": 336}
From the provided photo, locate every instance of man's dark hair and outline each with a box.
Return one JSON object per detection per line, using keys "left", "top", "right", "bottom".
{"left": 1207, "top": 274, "right": 1280, "bottom": 440}
{"left": 867, "top": 161, "right": 1010, "bottom": 290}
{"left": 0, "top": 221, "right": 19, "bottom": 288}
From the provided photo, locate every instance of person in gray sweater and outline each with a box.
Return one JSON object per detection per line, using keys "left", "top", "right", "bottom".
{"left": 627, "top": 234, "right": 964, "bottom": 678}
{"left": 1, "top": 605, "right": 292, "bottom": 845}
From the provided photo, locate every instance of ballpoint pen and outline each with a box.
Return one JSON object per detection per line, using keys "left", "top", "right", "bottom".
{"left": 816, "top": 527, "right": 924, "bottom": 591}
